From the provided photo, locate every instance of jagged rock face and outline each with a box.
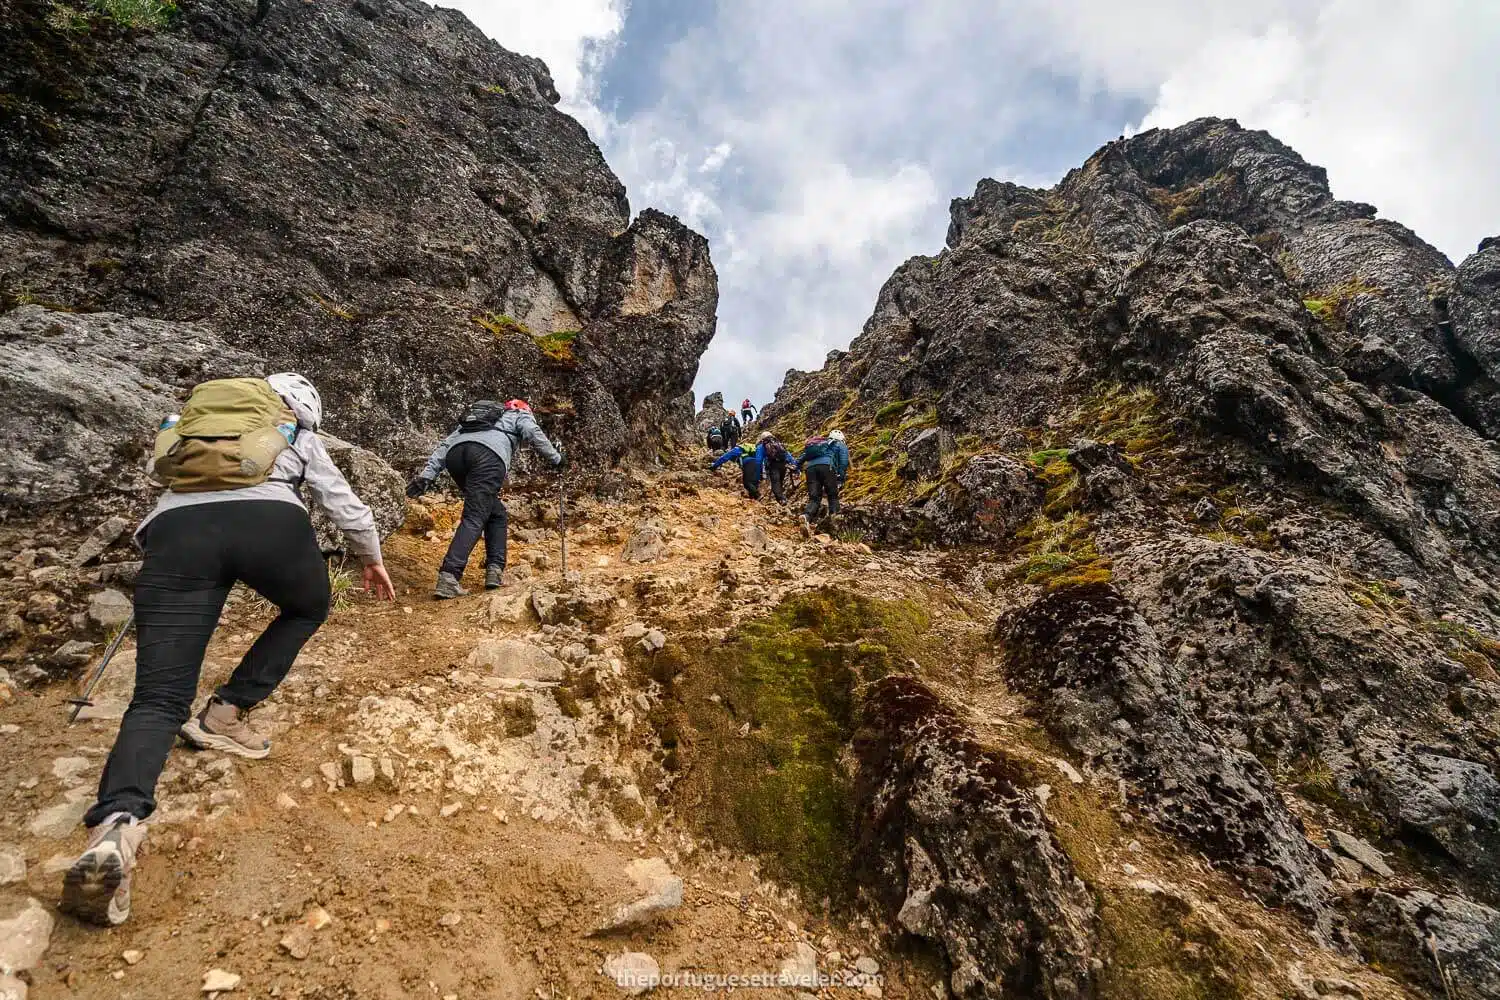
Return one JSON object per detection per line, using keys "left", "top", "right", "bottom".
{"left": 999, "top": 583, "right": 1333, "bottom": 931}
{"left": 0, "top": 0, "right": 716, "bottom": 469}
{"left": 854, "top": 675, "right": 1097, "bottom": 1000}
{"left": 1351, "top": 889, "right": 1500, "bottom": 1000}
{"left": 694, "top": 392, "right": 731, "bottom": 435}
{"left": 0, "top": 305, "right": 406, "bottom": 530}
{"left": 765, "top": 117, "right": 1500, "bottom": 995}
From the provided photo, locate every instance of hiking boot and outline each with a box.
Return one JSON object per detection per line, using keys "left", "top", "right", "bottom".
{"left": 180, "top": 696, "right": 271, "bottom": 759}
{"left": 484, "top": 566, "right": 504, "bottom": 590}
{"left": 434, "top": 571, "right": 470, "bottom": 600}
{"left": 60, "top": 813, "right": 147, "bottom": 926}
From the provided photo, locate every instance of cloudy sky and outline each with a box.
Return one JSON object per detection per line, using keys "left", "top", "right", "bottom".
{"left": 443, "top": 0, "right": 1500, "bottom": 407}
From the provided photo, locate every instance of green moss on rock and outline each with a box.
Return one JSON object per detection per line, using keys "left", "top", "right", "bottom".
{"left": 660, "top": 588, "right": 932, "bottom": 904}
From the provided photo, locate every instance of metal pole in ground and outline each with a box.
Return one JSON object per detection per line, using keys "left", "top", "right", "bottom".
{"left": 67, "top": 611, "right": 134, "bottom": 724}
{"left": 558, "top": 462, "right": 568, "bottom": 577}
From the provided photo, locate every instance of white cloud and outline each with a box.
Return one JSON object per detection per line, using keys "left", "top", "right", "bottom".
{"left": 438, "top": 0, "right": 1500, "bottom": 408}
{"left": 1133, "top": 0, "right": 1500, "bottom": 261}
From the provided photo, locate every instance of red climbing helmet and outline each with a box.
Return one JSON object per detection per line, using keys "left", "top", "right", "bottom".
{"left": 505, "top": 399, "right": 533, "bottom": 413}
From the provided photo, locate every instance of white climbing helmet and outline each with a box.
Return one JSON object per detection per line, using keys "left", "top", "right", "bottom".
{"left": 267, "top": 372, "right": 322, "bottom": 431}
{"left": 829, "top": 429, "right": 846, "bottom": 442}
{"left": 758, "top": 431, "right": 772, "bottom": 442}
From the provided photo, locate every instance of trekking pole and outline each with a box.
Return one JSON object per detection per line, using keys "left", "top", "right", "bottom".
{"left": 67, "top": 611, "right": 134, "bottom": 724}
{"left": 558, "top": 461, "right": 568, "bottom": 577}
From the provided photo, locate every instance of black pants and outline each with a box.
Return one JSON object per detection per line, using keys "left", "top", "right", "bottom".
{"left": 741, "top": 461, "right": 763, "bottom": 499}
{"left": 741, "top": 409, "right": 754, "bottom": 424}
{"left": 86, "top": 501, "right": 330, "bottom": 826}
{"left": 441, "top": 441, "right": 508, "bottom": 578}
{"left": 805, "top": 465, "right": 841, "bottom": 519}
{"left": 768, "top": 463, "right": 788, "bottom": 503}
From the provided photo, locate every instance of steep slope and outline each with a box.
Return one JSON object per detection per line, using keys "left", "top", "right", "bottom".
{"left": 0, "top": 0, "right": 716, "bottom": 471}
{"left": 0, "top": 462, "right": 1436, "bottom": 1000}
{"left": 763, "top": 118, "right": 1500, "bottom": 999}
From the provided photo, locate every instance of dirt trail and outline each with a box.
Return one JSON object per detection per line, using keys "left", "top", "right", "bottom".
{"left": 0, "top": 464, "right": 1408, "bottom": 1000}
{"left": 0, "top": 466, "right": 954, "bottom": 1000}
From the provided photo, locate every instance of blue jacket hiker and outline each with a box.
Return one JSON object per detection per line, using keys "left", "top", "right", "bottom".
{"left": 710, "top": 442, "right": 766, "bottom": 499}
{"left": 797, "top": 429, "right": 848, "bottom": 521}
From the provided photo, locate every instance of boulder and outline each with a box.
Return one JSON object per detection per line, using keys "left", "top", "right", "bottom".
{"left": 1351, "top": 889, "right": 1500, "bottom": 1000}
{"left": 900, "top": 427, "right": 954, "bottom": 481}
{"left": 999, "top": 583, "right": 1332, "bottom": 931}
{"left": 87, "top": 589, "right": 133, "bottom": 630}
{"left": 314, "top": 434, "right": 407, "bottom": 549}
{"left": 621, "top": 523, "right": 669, "bottom": 563}
{"left": 464, "top": 639, "right": 566, "bottom": 682}
{"left": 0, "top": 898, "right": 54, "bottom": 989}
{"left": 854, "top": 675, "right": 1097, "bottom": 999}
{"left": 592, "top": 858, "right": 684, "bottom": 934}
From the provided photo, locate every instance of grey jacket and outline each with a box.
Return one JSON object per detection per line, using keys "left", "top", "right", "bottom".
{"left": 419, "top": 410, "right": 562, "bottom": 479}
{"left": 138, "top": 432, "right": 383, "bottom": 564}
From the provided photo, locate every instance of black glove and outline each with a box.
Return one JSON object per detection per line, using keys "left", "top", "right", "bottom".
{"left": 406, "top": 476, "right": 432, "bottom": 499}
{"left": 555, "top": 456, "right": 568, "bottom": 473}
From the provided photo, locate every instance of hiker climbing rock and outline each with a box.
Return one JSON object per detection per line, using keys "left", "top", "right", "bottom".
{"left": 798, "top": 429, "right": 849, "bottom": 524}
{"left": 706, "top": 424, "right": 726, "bottom": 453}
{"left": 720, "top": 410, "right": 742, "bottom": 450}
{"left": 61, "top": 374, "right": 395, "bottom": 927}
{"left": 740, "top": 398, "right": 757, "bottom": 424}
{"left": 709, "top": 433, "right": 770, "bottom": 499}
{"left": 760, "top": 431, "right": 793, "bottom": 504}
{"left": 408, "top": 398, "right": 564, "bottom": 599}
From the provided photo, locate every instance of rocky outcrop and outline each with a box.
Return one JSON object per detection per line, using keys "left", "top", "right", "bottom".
{"left": 0, "top": 0, "right": 716, "bottom": 469}
{"left": 854, "top": 675, "right": 1097, "bottom": 999}
{"left": 1000, "top": 583, "right": 1332, "bottom": 930}
{"left": 0, "top": 307, "right": 407, "bottom": 530}
{"left": 764, "top": 117, "right": 1500, "bottom": 997}
{"left": 1351, "top": 889, "right": 1500, "bottom": 1000}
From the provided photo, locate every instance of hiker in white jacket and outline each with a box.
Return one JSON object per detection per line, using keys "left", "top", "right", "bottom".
{"left": 62, "top": 373, "right": 394, "bottom": 928}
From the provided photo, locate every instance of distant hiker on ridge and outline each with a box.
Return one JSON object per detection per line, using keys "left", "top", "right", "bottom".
{"left": 720, "top": 410, "right": 742, "bottom": 450}
{"left": 740, "top": 398, "right": 757, "bottom": 424}
{"left": 407, "top": 398, "right": 564, "bottom": 599}
{"left": 62, "top": 374, "right": 395, "bottom": 928}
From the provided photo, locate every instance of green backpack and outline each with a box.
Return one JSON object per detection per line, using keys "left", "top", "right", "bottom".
{"left": 152, "top": 378, "right": 296, "bottom": 493}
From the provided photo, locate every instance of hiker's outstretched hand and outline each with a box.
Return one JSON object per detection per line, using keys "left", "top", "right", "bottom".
{"left": 363, "top": 563, "right": 396, "bottom": 601}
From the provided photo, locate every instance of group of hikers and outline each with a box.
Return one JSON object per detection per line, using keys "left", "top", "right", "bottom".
{"left": 59, "top": 375, "right": 563, "bottom": 927}
{"left": 704, "top": 400, "right": 850, "bottom": 524}
{"left": 59, "top": 375, "right": 847, "bottom": 929}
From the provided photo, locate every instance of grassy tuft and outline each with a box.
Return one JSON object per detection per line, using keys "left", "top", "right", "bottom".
{"left": 874, "top": 398, "right": 918, "bottom": 425}
{"left": 48, "top": 0, "right": 176, "bottom": 30}
{"left": 532, "top": 329, "right": 580, "bottom": 366}
{"left": 306, "top": 291, "right": 356, "bottom": 322}
{"left": 1302, "top": 277, "right": 1382, "bottom": 329}
{"left": 473, "top": 312, "right": 531, "bottom": 336}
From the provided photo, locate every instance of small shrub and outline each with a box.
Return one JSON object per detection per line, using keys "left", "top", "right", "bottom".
{"left": 306, "top": 291, "right": 356, "bottom": 321}
{"left": 532, "top": 329, "right": 580, "bottom": 366}
{"left": 1303, "top": 277, "right": 1382, "bottom": 329}
{"left": 874, "top": 398, "right": 917, "bottom": 425}
{"left": 473, "top": 312, "right": 531, "bottom": 336}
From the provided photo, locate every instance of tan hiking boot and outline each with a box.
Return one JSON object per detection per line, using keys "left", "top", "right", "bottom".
{"left": 180, "top": 696, "right": 271, "bottom": 759}
{"left": 60, "top": 813, "right": 147, "bottom": 926}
